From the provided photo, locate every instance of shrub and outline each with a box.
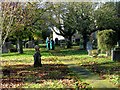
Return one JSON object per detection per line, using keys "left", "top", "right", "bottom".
{"left": 97, "top": 29, "right": 117, "bottom": 52}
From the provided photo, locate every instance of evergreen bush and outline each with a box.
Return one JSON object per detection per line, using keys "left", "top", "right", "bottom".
{"left": 97, "top": 29, "right": 117, "bottom": 54}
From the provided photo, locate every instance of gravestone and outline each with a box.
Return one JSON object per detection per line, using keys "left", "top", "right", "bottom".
{"left": 33, "top": 45, "right": 42, "bottom": 67}
{"left": 6, "top": 42, "right": 18, "bottom": 52}
{"left": 39, "top": 40, "right": 43, "bottom": 44}
{"left": 86, "top": 40, "right": 93, "bottom": 56}
{"left": 111, "top": 42, "right": 120, "bottom": 62}
{"left": 7, "top": 42, "right": 12, "bottom": 50}
{"left": 23, "top": 40, "right": 27, "bottom": 48}
{"left": 112, "top": 50, "right": 120, "bottom": 62}
{"left": 2, "top": 42, "right": 8, "bottom": 53}
{"left": 60, "top": 40, "right": 66, "bottom": 48}
{"left": 25, "top": 41, "right": 35, "bottom": 48}
{"left": 25, "top": 42, "right": 28, "bottom": 48}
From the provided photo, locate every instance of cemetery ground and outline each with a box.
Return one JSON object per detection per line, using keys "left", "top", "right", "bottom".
{"left": 1, "top": 44, "right": 120, "bottom": 89}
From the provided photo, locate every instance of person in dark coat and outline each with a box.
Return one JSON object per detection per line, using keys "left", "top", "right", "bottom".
{"left": 33, "top": 45, "right": 42, "bottom": 67}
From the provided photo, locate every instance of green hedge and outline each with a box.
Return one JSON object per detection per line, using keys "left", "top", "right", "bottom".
{"left": 97, "top": 29, "right": 117, "bottom": 51}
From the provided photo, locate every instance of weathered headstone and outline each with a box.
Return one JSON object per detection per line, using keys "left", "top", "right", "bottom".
{"left": 112, "top": 42, "right": 120, "bottom": 62}
{"left": 2, "top": 42, "right": 8, "bottom": 53}
{"left": 112, "top": 50, "right": 120, "bottom": 62}
{"left": 25, "top": 42, "right": 28, "bottom": 48}
{"left": 60, "top": 40, "right": 66, "bottom": 48}
{"left": 39, "top": 40, "right": 43, "bottom": 44}
{"left": 33, "top": 45, "right": 42, "bottom": 67}
{"left": 6, "top": 42, "right": 18, "bottom": 52}
{"left": 7, "top": 41, "right": 12, "bottom": 50}
{"left": 25, "top": 41, "right": 35, "bottom": 48}
{"left": 86, "top": 40, "right": 92, "bottom": 56}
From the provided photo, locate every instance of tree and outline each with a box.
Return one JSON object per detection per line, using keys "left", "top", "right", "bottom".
{"left": 46, "top": 3, "right": 78, "bottom": 48}
{"left": 116, "top": 1, "right": 120, "bottom": 18}
{"left": 115, "top": 1, "right": 120, "bottom": 40}
{"left": 1, "top": 2, "right": 28, "bottom": 53}
{"left": 1, "top": 2, "right": 20, "bottom": 45}
{"left": 71, "top": 2, "right": 96, "bottom": 49}
{"left": 95, "top": 2, "right": 120, "bottom": 40}
{"left": 11, "top": 2, "right": 38, "bottom": 53}
{"left": 97, "top": 29, "right": 117, "bottom": 56}
{"left": 2, "top": 2, "right": 51, "bottom": 53}
{"left": 0, "top": 2, "right": 2, "bottom": 49}
{"left": 45, "top": 2, "right": 97, "bottom": 49}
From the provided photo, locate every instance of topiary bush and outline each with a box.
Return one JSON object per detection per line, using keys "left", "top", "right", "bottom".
{"left": 97, "top": 29, "right": 117, "bottom": 56}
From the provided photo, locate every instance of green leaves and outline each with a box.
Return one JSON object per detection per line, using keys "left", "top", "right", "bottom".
{"left": 97, "top": 29, "right": 117, "bottom": 51}
{"left": 95, "top": 2, "right": 120, "bottom": 31}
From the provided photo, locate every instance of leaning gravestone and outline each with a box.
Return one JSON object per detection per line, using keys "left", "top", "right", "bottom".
{"left": 111, "top": 42, "right": 120, "bottom": 62}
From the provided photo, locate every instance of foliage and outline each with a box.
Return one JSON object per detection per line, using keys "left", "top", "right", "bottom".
{"left": 46, "top": 2, "right": 97, "bottom": 48}
{"left": 116, "top": 1, "right": 120, "bottom": 18}
{"left": 41, "top": 29, "right": 51, "bottom": 41}
{"left": 2, "top": 2, "right": 21, "bottom": 45}
{"left": 95, "top": 2, "right": 120, "bottom": 40}
{"left": 46, "top": 3, "right": 76, "bottom": 48}
{"left": 73, "top": 2, "right": 96, "bottom": 34}
{"left": 97, "top": 29, "right": 117, "bottom": 51}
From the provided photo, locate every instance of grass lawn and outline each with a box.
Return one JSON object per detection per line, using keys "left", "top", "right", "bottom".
{"left": 1, "top": 44, "right": 120, "bottom": 89}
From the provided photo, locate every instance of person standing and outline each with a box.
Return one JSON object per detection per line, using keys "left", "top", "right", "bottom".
{"left": 46, "top": 37, "right": 50, "bottom": 50}
{"left": 50, "top": 38, "right": 55, "bottom": 50}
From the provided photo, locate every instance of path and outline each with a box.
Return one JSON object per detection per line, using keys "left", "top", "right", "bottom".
{"left": 61, "top": 62, "right": 117, "bottom": 88}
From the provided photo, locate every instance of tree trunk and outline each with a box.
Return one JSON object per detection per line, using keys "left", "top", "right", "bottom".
{"left": 29, "top": 36, "right": 32, "bottom": 41}
{"left": 17, "top": 38, "right": 23, "bottom": 54}
{"left": 83, "top": 34, "right": 88, "bottom": 50}
{"left": 66, "top": 36, "right": 72, "bottom": 48}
